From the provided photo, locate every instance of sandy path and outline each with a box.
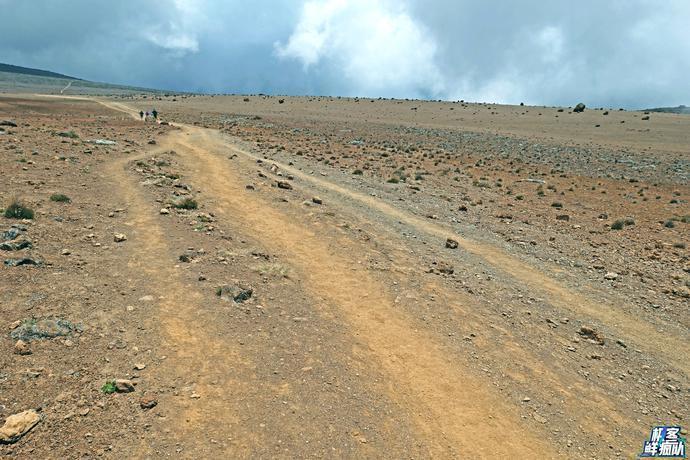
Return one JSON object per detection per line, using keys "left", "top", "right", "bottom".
{"left": 102, "top": 146, "right": 263, "bottom": 457}
{"left": 166, "top": 129, "right": 556, "bottom": 458}
{"left": 193, "top": 127, "right": 688, "bottom": 378}
{"left": 40, "top": 95, "right": 685, "bottom": 456}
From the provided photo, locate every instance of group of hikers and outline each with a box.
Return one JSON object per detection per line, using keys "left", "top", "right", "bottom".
{"left": 139, "top": 109, "right": 158, "bottom": 121}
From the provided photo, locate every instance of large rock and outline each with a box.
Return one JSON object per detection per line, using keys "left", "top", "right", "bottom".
{"left": 4, "top": 258, "right": 42, "bottom": 267}
{"left": 0, "top": 240, "right": 32, "bottom": 251}
{"left": 10, "top": 318, "right": 75, "bottom": 342}
{"left": 217, "top": 283, "right": 253, "bottom": 303}
{"left": 573, "top": 103, "right": 586, "bottom": 113}
{"left": 0, "top": 409, "right": 41, "bottom": 444}
{"left": 115, "top": 379, "right": 135, "bottom": 393}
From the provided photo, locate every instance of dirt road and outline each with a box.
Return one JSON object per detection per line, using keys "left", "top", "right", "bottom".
{"left": 2, "top": 95, "right": 687, "bottom": 458}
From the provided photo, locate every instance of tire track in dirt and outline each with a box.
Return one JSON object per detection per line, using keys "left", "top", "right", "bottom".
{"left": 198, "top": 129, "right": 688, "bottom": 378}
{"left": 168, "top": 132, "right": 558, "bottom": 458}
{"left": 101, "top": 147, "right": 260, "bottom": 457}
{"left": 181, "top": 130, "right": 647, "bottom": 455}
{"left": 84, "top": 97, "right": 682, "bottom": 455}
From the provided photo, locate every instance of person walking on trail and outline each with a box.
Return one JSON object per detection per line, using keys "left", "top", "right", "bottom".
{"left": 139, "top": 110, "right": 144, "bottom": 120}
{"left": 145, "top": 111, "right": 149, "bottom": 121}
{"left": 151, "top": 109, "right": 158, "bottom": 120}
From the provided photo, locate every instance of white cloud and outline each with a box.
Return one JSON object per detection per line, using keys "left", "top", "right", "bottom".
{"left": 276, "top": 0, "right": 445, "bottom": 97}
{"left": 143, "top": 0, "right": 205, "bottom": 56}
{"left": 146, "top": 30, "right": 199, "bottom": 54}
{"left": 534, "top": 26, "right": 564, "bottom": 64}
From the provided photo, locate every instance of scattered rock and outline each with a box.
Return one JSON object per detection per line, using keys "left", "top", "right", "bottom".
{"left": 148, "top": 139, "right": 157, "bottom": 145}
{"left": 0, "top": 240, "right": 32, "bottom": 251}
{"left": 0, "top": 120, "right": 18, "bottom": 127}
{"left": 216, "top": 283, "right": 253, "bottom": 303}
{"left": 604, "top": 272, "right": 618, "bottom": 280}
{"left": 429, "top": 261, "right": 454, "bottom": 275}
{"left": 134, "top": 363, "right": 146, "bottom": 371}
{"left": 159, "top": 208, "right": 170, "bottom": 215}
{"left": 0, "top": 409, "right": 41, "bottom": 444}
{"left": 2, "top": 227, "right": 23, "bottom": 241}
{"left": 113, "top": 233, "right": 127, "bottom": 242}
{"left": 4, "top": 258, "right": 42, "bottom": 267}
{"left": 556, "top": 214, "right": 570, "bottom": 221}
{"left": 573, "top": 103, "right": 586, "bottom": 113}
{"left": 114, "top": 379, "right": 135, "bottom": 393}
{"left": 140, "top": 396, "right": 158, "bottom": 410}
{"left": 10, "top": 318, "right": 75, "bottom": 342}
{"left": 13, "top": 340, "right": 31, "bottom": 355}
{"left": 578, "top": 325, "right": 605, "bottom": 345}
{"left": 641, "top": 115, "right": 650, "bottom": 121}
{"left": 312, "top": 196, "right": 323, "bottom": 205}
{"left": 445, "top": 238, "right": 459, "bottom": 249}
{"left": 276, "top": 181, "right": 292, "bottom": 190}
{"left": 91, "top": 139, "right": 116, "bottom": 146}
{"left": 533, "top": 413, "right": 548, "bottom": 424}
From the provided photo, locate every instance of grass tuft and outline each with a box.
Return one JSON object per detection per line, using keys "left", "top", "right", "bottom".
{"left": 4, "top": 200, "right": 34, "bottom": 219}
{"left": 50, "top": 193, "right": 71, "bottom": 203}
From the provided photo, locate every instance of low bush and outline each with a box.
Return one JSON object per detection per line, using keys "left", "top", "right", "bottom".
{"left": 4, "top": 200, "right": 34, "bottom": 219}
{"left": 50, "top": 193, "right": 71, "bottom": 203}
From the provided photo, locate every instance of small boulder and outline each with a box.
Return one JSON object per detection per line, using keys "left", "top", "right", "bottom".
{"left": 312, "top": 197, "right": 323, "bottom": 205}
{"left": 216, "top": 283, "right": 253, "bottom": 303}
{"left": 0, "top": 409, "right": 41, "bottom": 444}
{"left": 445, "top": 238, "right": 459, "bottom": 249}
{"left": 115, "top": 379, "right": 135, "bottom": 393}
{"left": 276, "top": 181, "right": 292, "bottom": 190}
{"left": 10, "top": 318, "right": 74, "bottom": 342}
{"left": 573, "top": 103, "right": 586, "bottom": 113}
{"left": 13, "top": 340, "right": 31, "bottom": 355}
{"left": 140, "top": 396, "right": 158, "bottom": 410}
{"left": 578, "top": 325, "right": 605, "bottom": 345}
{"left": 113, "top": 233, "right": 127, "bottom": 242}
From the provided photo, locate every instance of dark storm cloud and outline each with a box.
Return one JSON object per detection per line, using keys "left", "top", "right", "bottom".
{"left": 0, "top": 0, "right": 688, "bottom": 108}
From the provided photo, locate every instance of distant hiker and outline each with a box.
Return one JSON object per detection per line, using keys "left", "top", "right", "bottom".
{"left": 151, "top": 109, "right": 158, "bottom": 120}
{"left": 139, "top": 110, "right": 144, "bottom": 120}
{"left": 145, "top": 111, "right": 149, "bottom": 120}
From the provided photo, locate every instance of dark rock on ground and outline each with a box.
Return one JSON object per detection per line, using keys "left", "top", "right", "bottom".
{"left": 217, "top": 283, "right": 253, "bottom": 303}
{"left": 0, "top": 240, "right": 32, "bottom": 251}
{"left": 4, "top": 258, "right": 42, "bottom": 267}
{"left": 10, "top": 318, "right": 76, "bottom": 342}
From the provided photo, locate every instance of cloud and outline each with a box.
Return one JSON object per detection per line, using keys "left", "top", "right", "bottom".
{"left": 0, "top": 0, "right": 689, "bottom": 107}
{"left": 275, "top": 0, "right": 445, "bottom": 98}
{"left": 144, "top": 30, "right": 199, "bottom": 56}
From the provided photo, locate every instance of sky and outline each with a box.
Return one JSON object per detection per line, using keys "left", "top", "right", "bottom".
{"left": 0, "top": 0, "right": 688, "bottom": 108}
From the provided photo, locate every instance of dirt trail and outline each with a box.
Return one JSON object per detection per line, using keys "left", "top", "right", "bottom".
{"left": 38, "top": 95, "right": 684, "bottom": 456}
{"left": 168, "top": 131, "right": 556, "bottom": 458}
{"left": 177, "top": 129, "right": 647, "bottom": 451}
{"left": 195, "top": 128, "right": 688, "bottom": 377}
{"left": 102, "top": 146, "right": 261, "bottom": 457}
{"left": 87, "top": 97, "right": 559, "bottom": 455}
